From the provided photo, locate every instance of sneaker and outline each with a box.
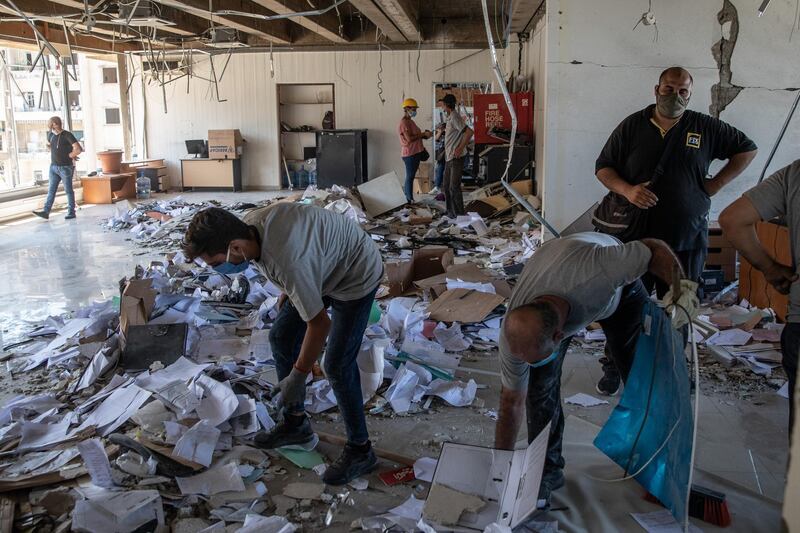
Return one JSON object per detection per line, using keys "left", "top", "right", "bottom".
{"left": 429, "top": 187, "right": 441, "bottom": 195}
{"left": 596, "top": 356, "right": 621, "bottom": 396}
{"left": 65, "top": 213, "right": 76, "bottom": 220}
{"left": 321, "top": 441, "right": 378, "bottom": 485}
{"left": 253, "top": 414, "right": 314, "bottom": 449}
{"left": 32, "top": 210, "right": 49, "bottom": 220}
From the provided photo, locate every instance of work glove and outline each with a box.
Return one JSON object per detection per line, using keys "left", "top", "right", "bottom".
{"left": 662, "top": 279, "right": 700, "bottom": 330}
{"left": 274, "top": 367, "right": 309, "bottom": 408}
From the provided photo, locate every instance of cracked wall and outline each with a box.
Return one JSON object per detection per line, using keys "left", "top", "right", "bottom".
{"left": 710, "top": 0, "right": 742, "bottom": 118}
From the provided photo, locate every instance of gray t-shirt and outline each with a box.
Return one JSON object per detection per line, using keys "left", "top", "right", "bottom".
{"left": 499, "top": 232, "right": 652, "bottom": 390}
{"left": 444, "top": 111, "right": 468, "bottom": 162}
{"left": 743, "top": 159, "right": 800, "bottom": 323}
{"left": 243, "top": 203, "right": 384, "bottom": 321}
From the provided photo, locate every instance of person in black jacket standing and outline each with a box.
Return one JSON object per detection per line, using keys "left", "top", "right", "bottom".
{"left": 593, "top": 66, "right": 758, "bottom": 395}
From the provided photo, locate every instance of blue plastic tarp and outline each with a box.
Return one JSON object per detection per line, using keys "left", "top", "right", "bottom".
{"left": 594, "top": 301, "right": 693, "bottom": 524}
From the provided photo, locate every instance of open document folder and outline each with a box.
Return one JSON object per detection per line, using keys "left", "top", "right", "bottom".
{"left": 424, "top": 422, "right": 550, "bottom": 530}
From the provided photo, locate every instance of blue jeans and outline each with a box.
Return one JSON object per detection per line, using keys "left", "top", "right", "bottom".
{"left": 402, "top": 152, "right": 423, "bottom": 203}
{"left": 269, "top": 286, "right": 379, "bottom": 445}
{"left": 44, "top": 164, "right": 75, "bottom": 215}
{"left": 434, "top": 160, "right": 445, "bottom": 189}
{"left": 528, "top": 280, "right": 649, "bottom": 485}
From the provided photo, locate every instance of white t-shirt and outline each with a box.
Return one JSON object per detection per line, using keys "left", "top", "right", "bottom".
{"left": 244, "top": 203, "right": 384, "bottom": 321}
{"left": 499, "top": 232, "right": 652, "bottom": 390}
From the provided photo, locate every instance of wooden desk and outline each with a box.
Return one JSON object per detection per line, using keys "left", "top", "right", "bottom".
{"left": 80, "top": 172, "right": 136, "bottom": 204}
{"left": 181, "top": 158, "right": 242, "bottom": 191}
{"left": 121, "top": 158, "right": 166, "bottom": 173}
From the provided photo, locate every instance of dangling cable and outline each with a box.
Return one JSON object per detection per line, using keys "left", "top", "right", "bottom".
{"left": 376, "top": 42, "right": 385, "bottom": 105}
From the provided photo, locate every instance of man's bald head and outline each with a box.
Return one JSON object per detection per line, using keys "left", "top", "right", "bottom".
{"left": 504, "top": 300, "right": 562, "bottom": 364}
{"left": 658, "top": 66, "right": 693, "bottom": 86}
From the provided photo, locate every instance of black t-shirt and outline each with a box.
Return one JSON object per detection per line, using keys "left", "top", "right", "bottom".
{"left": 48, "top": 130, "right": 78, "bottom": 166}
{"left": 595, "top": 104, "right": 757, "bottom": 251}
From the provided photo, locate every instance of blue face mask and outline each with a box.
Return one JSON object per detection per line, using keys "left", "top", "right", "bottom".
{"left": 529, "top": 349, "right": 559, "bottom": 368}
{"left": 213, "top": 246, "right": 250, "bottom": 275}
{"left": 409, "top": 110, "right": 417, "bottom": 118}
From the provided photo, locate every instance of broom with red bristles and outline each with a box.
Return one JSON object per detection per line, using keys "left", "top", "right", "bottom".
{"left": 644, "top": 484, "right": 731, "bottom": 527}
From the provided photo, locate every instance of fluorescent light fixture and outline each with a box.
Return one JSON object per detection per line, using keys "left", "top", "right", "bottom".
{"left": 108, "top": 16, "right": 176, "bottom": 27}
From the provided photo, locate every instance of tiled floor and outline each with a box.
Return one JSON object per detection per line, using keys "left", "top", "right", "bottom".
{"left": 0, "top": 192, "right": 790, "bottom": 528}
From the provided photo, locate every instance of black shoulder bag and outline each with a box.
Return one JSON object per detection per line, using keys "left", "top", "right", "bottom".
{"left": 592, "top": 120, "right": 689, "bottom": 242}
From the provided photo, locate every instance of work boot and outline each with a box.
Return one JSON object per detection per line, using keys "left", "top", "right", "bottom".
{"left": 596, "top": 356, "right": 621, "bottom": 396}
{"left": 65, "top": 212, "right": 76, "bottom": 220}
{"left": 32, "top": 210, "right": 49, "bottom": 220}
{"left": 253, "top": 413, "right": 314, "bottom": 449}
{"left": 322, "top": 441, "right": 378, "bottom": 486}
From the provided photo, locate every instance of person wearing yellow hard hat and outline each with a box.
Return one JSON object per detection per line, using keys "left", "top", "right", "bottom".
{"left": 398, "top": 97, "right": 432, "bottom": 203}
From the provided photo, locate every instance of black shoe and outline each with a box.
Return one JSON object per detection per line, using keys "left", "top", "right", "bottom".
{"left": 65, "top": 213, "right": 76, "bottom": 220}
{"left": 253, "top": 414, "right": 314, "bottom": 449}
{"left": 32, "top": 210, "right": 49, "bottom": 220}
{"left": 596, "top": 356, "right": 621, "bottom": 396}
{"left": 322, "top": 442, "right": 378, "bottom": 486}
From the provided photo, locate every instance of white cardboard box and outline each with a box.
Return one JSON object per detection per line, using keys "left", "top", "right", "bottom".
{"left": 424, "top": 422, "right": 550, "bottom": 530}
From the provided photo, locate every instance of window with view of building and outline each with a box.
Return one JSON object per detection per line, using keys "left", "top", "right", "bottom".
{"left": 105, "top": 108, "right": 121, "bottom": 125}
{"left": 102, "top": 68, "right": 118, "bottom": 84}
{"left": 24, "top": 92, "right": 34, "bottom": 109}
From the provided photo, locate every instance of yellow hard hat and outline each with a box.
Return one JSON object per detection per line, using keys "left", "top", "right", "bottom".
{"left": 402, "top": 98, "right": 419, "bottom": 109}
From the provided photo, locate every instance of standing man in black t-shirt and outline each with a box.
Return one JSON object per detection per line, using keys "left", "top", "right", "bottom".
{"left": 33, "top": 116, "right": 82, "bottom": 220}
{"left": 593, "top": 66, "right": 757, "bottom": 395}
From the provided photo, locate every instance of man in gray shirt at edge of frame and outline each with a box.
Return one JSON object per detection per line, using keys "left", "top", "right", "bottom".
{"left": 495, "top": 232, "right": 684, "bottom": 503}
{"left": 719, "top": 159, "right": 800, "bottom": 434}
{"left": 182, "top": 203, "right": 384, "bottom": 487}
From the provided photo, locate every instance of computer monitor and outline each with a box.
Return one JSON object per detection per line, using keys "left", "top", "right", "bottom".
{"left": 185, "top": 139, "right": 208, "bottom": 158}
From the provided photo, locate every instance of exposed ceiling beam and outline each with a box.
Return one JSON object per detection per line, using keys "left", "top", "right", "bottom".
{"left": 251, "top": 0, "right": 348, "bottom": 44}
{"left": 154, "top": 0, "right": 291, "bottom": 44}
{"left": 347, "top": 0, "right": 405, "bottom": 41}
{"left": 373, "top": 0, "right": 420, "bottom": 41}
{"left": 0, "top": 20, "right": 138, "bottom": 53}
{"left": 508, "top": 0, "right": 544, "bottom": 34}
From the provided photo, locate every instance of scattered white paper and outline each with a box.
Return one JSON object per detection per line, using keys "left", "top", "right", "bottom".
{"left": 172, "top": 420, "right": 221, "bottom": 467}
{"left": 18, "top": 418, "right": 71, "bottom": 451}
{"left": 195, "top": 375, "right": 239, "bottom": 427}
{"left": 305, "top": 379, "right": 338, "bottom": 414}
{"left": 426, "top": 379, "right": 477, "bottom": 407}
{"left": 236, "top": 514, "right": 296, "bottom": 533}
{"left": 630, "top": 510, "right": 703, "bottom": 532}
{"left": 385, "top": 366, "right": 420, "bottom": 413}
{"left": 77, "top": 348, "right": 113, "bottom": 391}
{"left": 584, "top": 329, "right": 606, "bottom": 342}
{"left": 388, "top": 495, "right": 425, "bottom": 521}
{"left": 255, "top": 402, "right": 276, "bottom": 432}
{"left": 72, "top": 490, "right": 165, "bottom": 533}
{"left": 446, "top": 279, "right": 497, "bottom": 295}
{"left": 231, "top": 395, "right": 259, "bottom": 436}
{"left": 433, "top": 323, "right": 472, "bottom": 352}
{"left": 413, "top": 457, "right": 437, "bottom": 482}
{"left": 565, "top": 393, "right": 609, "bottom": 407}
{"left": 250, "top": 329, "right": 274, "bottom": 361}
{"left": 77, "top": 438, "right": 115, "bottom": 488}
{"left": 77, "top": 384, "right": 152, "bottom": 437}
{"left": 176, "top": 461, "right": 245, "bottom": 496}
{"left": 136, "top": 357, "right": 210, "bottom": 392}
{"left": 705, "top": 328, "right": 752, "bottom": 347}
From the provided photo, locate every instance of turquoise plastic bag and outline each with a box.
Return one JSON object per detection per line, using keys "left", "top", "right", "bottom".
{"left": 594, "top": 301, "right": 692, "bottom": 524}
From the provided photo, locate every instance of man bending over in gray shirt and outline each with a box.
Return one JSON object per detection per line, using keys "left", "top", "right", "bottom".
{"left": 495, "top": 232, "right": 683, "bottom": 502}
{"left": 183, "top": 203, "right": 384, "bottom": 486}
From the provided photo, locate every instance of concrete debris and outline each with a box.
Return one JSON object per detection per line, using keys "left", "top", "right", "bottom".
{"left": 282, "top": 481, "right": 325, "bottom": 500}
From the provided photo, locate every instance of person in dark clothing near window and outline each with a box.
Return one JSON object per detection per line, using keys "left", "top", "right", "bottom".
{"left": 33, "top": 116, "right": 82, "bottom": 220}
{"left": 593, "top": 66, "right": 758, "bottom": 395}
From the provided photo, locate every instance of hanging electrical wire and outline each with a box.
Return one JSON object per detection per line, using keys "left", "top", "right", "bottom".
{"left": 269, "top": 41, "right": 275, "bottom": 79}
{"left": 376, "top": 42, "right": 386, "bottom": 105}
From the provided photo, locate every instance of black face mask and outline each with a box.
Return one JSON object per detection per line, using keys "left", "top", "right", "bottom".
{"left": 656, "top": 93, "right": 689, "bottom": 118}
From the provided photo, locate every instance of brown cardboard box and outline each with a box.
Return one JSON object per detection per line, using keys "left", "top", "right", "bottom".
{"left": 120, "top": 278, "right": 156, "bottom": 335}
{"left": 417, "top": 162, "right": 432, "bottom": 178}
{"left": 385, "top": 246, "right": 454, "bottom": 296}
{"left": 426, "top": 289, "right": 506, "bottom": 323}
{"left": 208, "top": 129, "right": 243, "bottom": 159}
{"left": 414, "top": 176, "right": 433, "bottom": 195}
{"left": 509, "top": 179, "right": 533, "bottom": 196}
{"left": 465, "top": 195, "right": 511, "bottom": 218}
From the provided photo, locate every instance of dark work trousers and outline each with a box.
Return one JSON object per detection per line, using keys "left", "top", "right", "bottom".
{"left": 642, "top": 247, "right": 707, "bottom": 299}
{"left": 443, "top": 156, "right": 466, "bottom": 218}
{"left": 527, "top": 281, "right": 650, "bottom": 485}
{"left": 782, "top": 323, "right": 800, "bottom": 435}
{"left": 269, "top": 286, "right": 378, "bottom": 445}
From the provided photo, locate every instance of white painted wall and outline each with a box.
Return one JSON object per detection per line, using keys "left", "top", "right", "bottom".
{"left": 538, "top": 0, "right": 800, "bottom": 232}
{"left": 139, "top": 49, "right": 496, "bottom": 189}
